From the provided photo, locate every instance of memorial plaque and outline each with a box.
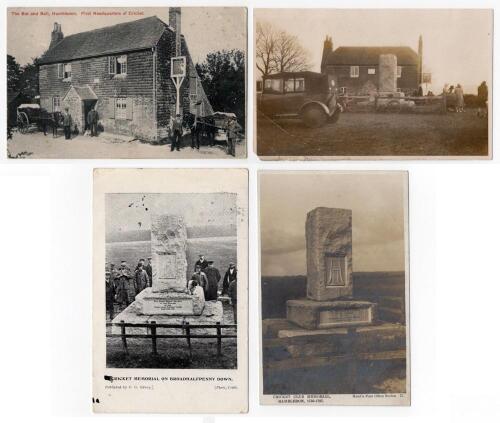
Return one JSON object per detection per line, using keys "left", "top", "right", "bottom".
{"left": 158, "top": 253, "right": 177, "bottom": 280}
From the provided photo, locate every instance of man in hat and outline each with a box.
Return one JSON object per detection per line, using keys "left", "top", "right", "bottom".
{"left": 226, "top": 116, "right": 238, "bottom": 157}
{"left": 204, "top": 261, "right": 221, "bottom": 301}
{"left": 117, "top": 260, "right": 134, "bottom": 303}
{"left": 194, "top": 254, "right": 209, "bottom": 271}
{"left": 191, "top": 112, "right": 201, "bottom": 150}
{"left": 87, "top": 106, "right": 99, "bottom": 137}
{"left": 171, "top": 113, "right": 183, "bottom": 151}
{"left": 134, "top": 262, "right": 149, "bottom": 296}
{"left": 63, "top": 107, "right": 73, "bottom": 140}
{"left": 144, "top": 257, "right": 153, "bottom": 287}
{"left": 228, "top": 276, "right": 237, "bottom": 324}
{"left": 115, "top": 272, "right": 130, "bottom": 309}
{"left": 190, "top": 264, "right": 208, "bottom": 294}
{"left": 222, "top": 263, "right": 237, "bottom": 296}
{"left": 105, "top": 271, "right": 116, "bottom": 320}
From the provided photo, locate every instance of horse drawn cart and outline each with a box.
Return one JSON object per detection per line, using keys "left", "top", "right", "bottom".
{"left": 16, "top": 104, "right": 60, "bottom": 134}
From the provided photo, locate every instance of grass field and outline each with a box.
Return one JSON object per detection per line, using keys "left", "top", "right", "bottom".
{"left": 257, "top": 109, "right": 489, "bottom": 157}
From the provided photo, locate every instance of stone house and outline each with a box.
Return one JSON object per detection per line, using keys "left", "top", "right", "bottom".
{"left": 321, "top": 36, "right": 423, "bottom": 96}
{"left": 38, "top": 9, "right": 213, "bottom": 142}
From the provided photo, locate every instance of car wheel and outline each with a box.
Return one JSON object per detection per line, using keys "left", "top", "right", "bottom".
{"left": 301, "top": 105, "right": 328, "bottom": 128}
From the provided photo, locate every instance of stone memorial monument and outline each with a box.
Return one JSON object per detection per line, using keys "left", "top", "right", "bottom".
{"left": 134, "top": 214, "right": 204, "bottom": 316}
{"left": 378, "top": 53, "right": 398, "bottom": 94}
{"left": 286, "top": 207, "right": 376, "bottom": 330}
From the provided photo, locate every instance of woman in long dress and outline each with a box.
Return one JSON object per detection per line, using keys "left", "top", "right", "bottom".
{"left": 455, "top": 84, "right": 465, "bottom": 113}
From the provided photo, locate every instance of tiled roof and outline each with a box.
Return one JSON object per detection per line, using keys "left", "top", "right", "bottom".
{"left": 325, "top": 46, "right": 419, "bottom": 66}
{"left": 39, "top": 16, "right": 170, "bottom": 64}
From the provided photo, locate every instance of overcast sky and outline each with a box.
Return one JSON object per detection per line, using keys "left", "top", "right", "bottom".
{"left": 260, "top": 172, "right": 407, "bottom": 276}
{"left": 8, "top": 7, "right": 246, "bottom": 65}
{"left": 106, "top": 193, "right": 236, "bottom": 236}
{"left": 255, "top": 9, "right": 492, "bottom": 94}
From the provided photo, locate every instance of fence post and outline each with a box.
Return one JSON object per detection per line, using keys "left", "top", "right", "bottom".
{"left": 216, "top": 322, "right": 222, "bottom": 357}
{"left": 120, "top": 320, "right": 128, "bottom": 355}
{"left": 185, "top": 322, "right": 192, "bottom": 360}
{"left": 150, "top": 321, "right": 158, "bottom": 356}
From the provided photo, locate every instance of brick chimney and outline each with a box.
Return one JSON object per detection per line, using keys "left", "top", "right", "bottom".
{"left": 321, "top": 36, "right": 333, "bottom": 73}
{"left": 169, "top": 7, "right": 181, "bottom": 56}
{"left": 49, "top": 22, "right": 64, "bottom": 49}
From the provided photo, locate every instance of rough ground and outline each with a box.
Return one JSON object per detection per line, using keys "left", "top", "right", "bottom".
{"left": 257, "top": 109, "right": 489, "bottom": 157}
{"left": 106, "top": 301, "right": 237, "bottom": 369}
{"left": 7, "top": 131, "right": 245, "bottom": 159}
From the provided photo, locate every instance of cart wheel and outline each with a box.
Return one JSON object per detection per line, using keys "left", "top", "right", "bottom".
{"left": 17, "top": 112, "right": 29, "bottom": 134}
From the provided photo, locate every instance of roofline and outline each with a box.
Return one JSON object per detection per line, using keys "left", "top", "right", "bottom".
{"left": 39, "top": 15, "right": 175, "bottom": 65}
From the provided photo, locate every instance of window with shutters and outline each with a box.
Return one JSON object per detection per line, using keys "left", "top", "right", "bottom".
{"left": 57, "top": 63, "right": 63, "bottom": 79}
{"left": 52, "top": 96, "right": 61, "bottom": 112}
{"left": 115, "top": 98, "right": 127, "bottom": 120}
{"left": 109, "top": 55, "right": 127, "bottom": 76}
{"left": 350, "top": 66, "right": 359, "bottom": 78}
{"left": 397, "top": 66, "right": 402, "bottom": 78}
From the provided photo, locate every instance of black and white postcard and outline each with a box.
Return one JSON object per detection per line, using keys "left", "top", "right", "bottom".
{"left": 93, "top": 169, "right": 248, "bottom": 413}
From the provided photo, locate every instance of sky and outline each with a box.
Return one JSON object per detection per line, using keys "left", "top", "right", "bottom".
{"left": 105, "top": 193, "right": 236, "bottom": 236}
{"left": 8, "top": 7, "right": 246, "bottom": 65}
{"left": 260, "top": 172, "right": 407, "bottom": 276}
{"left": 255, "top": 9, "right": 492, "bottom": 94}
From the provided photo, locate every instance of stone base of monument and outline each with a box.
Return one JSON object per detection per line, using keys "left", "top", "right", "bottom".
{"left": 110, "top": 300, "right": 224, "bottom": 335}
{"left": 133, "top": 287, "right": 204, "bottom": 316}
{"left": 286, "top": 299, "right": 376, "bottom": 330}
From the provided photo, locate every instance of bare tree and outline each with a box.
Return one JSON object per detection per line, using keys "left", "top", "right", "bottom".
{"left": 256, "top": 21, "right": 311, "bottom": 77}
{"left": 272, "top": 30, "right": 311, "bottom": 73}
{"left": 256, "top": 21, "right": 276, "bottom": 77}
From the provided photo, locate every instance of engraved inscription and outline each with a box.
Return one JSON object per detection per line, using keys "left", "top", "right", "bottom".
{"left": 325, "top": 252, "right": 346, "bottom": 287}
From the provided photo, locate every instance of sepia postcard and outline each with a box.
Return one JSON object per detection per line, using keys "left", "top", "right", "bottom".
{"left": 259, "top": 171, "right": 410, "bottom": 405}
{"left": 7, "top": 7, "right": 246, "bottom": 159}
{"left": 93, "top": 169, "right": 248, "bottom": 413}
{"left": 255, "top": 9, "right": 492, "bottom": 159}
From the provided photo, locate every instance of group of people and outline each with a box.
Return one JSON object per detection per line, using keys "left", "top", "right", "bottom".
{"left": 187, "top": 255, "right": 238, "bottom": 323}
{"left": 39, "top": 106, "right": 99, "bottom": 140}
{"left": 170, "top": 113, "right": 239, "bottom": 157}
{"left": 105, "top": 254, "right": 238, "bottom": 324}
{"left": 444, "top": 84, "right": 465, "bottom": 113}
{"left": 105, "top": 258, "right": 153, "bottom": 320}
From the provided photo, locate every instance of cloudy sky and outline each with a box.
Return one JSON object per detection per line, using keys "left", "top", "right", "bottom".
{"left": 8, "top": 7, "right": 246, "bottom": 65}
{"left": 106, "top": 193, "right": 236, "bottom": 236}
{"left": 260, "top": 172, "right": 407, "bottom": 276}
{"left": 255, "top": 9, "right": 492, "bottom": 94}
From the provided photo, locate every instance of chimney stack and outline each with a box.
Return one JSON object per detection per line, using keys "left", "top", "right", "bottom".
{"left": 417, "top": 35, "right": 423, "bottom": 85}
{"left": 169, "top": 7, "right": 182, "bottom": 56}
{"left": 49, "top": 22, "right": 64, "bottom": 49}
{"left": 321, "top": 35, "right": 333, "bottom": 73}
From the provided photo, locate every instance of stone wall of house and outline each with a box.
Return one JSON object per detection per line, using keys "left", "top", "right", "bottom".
{"left": 39, "top": 49, "right": 157, "bottom": 140}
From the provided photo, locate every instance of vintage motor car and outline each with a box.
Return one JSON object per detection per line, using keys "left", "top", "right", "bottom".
{"left": 258, "top": 71, "right": 341, "bottom": 128}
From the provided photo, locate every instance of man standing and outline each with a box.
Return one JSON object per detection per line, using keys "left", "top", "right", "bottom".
{"left": 87, "top": 106, "right": 99, "bottom": 137}
{"left": 222, "top": 263, "right": 237, "bottom": 296}
{"left": 118, "top": 260, "right": 134, "bottom": 303}
{"left": 190, "top": 264, "right": 208, "bottom": 295}
{"left": 134, "top": 262, "right": 149, "bottom": 296}
{"left": 115, "top": 272, "right": 130, "bottom": 309}
{"left": 171, "top": 113, "right": 183, "bottom": 151}
{"left": 63, "top": 108, "right": 72, "bottom": 140}
{"left": 204, "top": 261, "right": 221, "bottom": 301}
{"left": 105, "top": 271, "right": 116, "bottom": 320}
{"left": 144, "top": 257, "right": 153, "bottom": 286}
{"left": 226, "top": 116, "right": 238, "bottom": 157}
{"left": 228, "top": 277, "right": 237, "bottom": 324}
{"left": 191, "top": 113, "right": 200, "bottom": 150}
{"left": 195, "top": 254, "right": 209, "bottom": 271}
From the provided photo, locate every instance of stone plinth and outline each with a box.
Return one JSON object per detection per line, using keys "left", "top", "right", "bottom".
{"left": 151, "top": 214, "right": 188, "bottom": 293}
{"left": 378, "top": 54, "right": 397, "bottom": 93}
{"left": 134, "top": 287, "right": 204, "bottom": 316}
{"left": 306, "top": 207, "right": 353, "bottom": 301}
{"left": 111, "top": 300, "right": 224, "bottom": 335}
{"left": 286, "top": 299, "right": 376, "bottom": 330}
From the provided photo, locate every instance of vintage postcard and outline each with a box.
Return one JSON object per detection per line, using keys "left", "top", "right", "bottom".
{"left": 259, "top": 171, "right": 410, "bottom": 405}
{"left": 93, "top": 169, "right": 248, "bottom": 413}
{"left": 255, "top": 9, "right": 492, "bottom": 159}
{"left": 7, "top": 7, "right": 246, "bottom": 159}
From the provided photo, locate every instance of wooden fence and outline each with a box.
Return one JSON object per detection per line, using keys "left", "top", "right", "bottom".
{"left": 107, "top": 321, "right": 237, "bottom": 358}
